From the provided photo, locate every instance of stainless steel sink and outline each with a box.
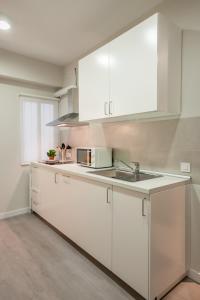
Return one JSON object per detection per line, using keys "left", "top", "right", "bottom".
{"left": 88, "top": 169, "right": 162, "bottom": 182}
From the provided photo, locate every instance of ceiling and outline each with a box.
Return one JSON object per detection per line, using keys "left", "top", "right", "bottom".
{"left": 0, "top": 0, "right": 163, "bottom": 66}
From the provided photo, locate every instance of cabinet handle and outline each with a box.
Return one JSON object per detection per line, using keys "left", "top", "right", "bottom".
{"left": 55, "top": 173, "right": 59, "bottom": 184}
{"left": 142, "top": 197, "right": 146, "bottom": 216}
{"left": 62, "top": 174, "right": 70, "bottom": 178}
{"left": 106, "top": 187, "right": 111, "bottom": 204}
{"left": 55, "top": 173, "right": 71, "bottom": 184}
{"left": 109, "top": 101, "right": 113, "bottom": 115}
{"left": 104, "top": 102, "right": 108, "bottom": 115}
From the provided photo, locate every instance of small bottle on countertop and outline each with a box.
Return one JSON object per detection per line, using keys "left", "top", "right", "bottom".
{"left": 66, "top": 145, "right": 72, "bottom": 160}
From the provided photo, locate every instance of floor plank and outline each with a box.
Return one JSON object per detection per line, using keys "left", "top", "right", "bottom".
{"left": 0, "top": 213, "right": 136, "bottom": 300}
{"left": 163, "top": 282, "right": 200, "bottom": 300}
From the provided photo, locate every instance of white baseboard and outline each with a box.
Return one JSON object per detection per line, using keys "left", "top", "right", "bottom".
{"left": 0, "top": 207, "right": 31, "bottom": 220}
{"left": 188, "top": 268, "right": 200, "bottom": 283}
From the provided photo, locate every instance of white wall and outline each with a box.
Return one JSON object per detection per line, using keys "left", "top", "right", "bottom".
{"left": 60, "top": 61, "right": 79, "bottom": 120}
{"left": 0, "top": 48, "right": 63, "bottom": 88}
{"left": 0, "top": 48, "right": 62, "bottom": 216}
{"left": 63, "top": 61, "right": 77, "bottom": 87}
{"left": 182, "top": 30, "right": 200, "bottom": 118}
{"left": 0, "top": 79, "right": 56, "bottom": 214}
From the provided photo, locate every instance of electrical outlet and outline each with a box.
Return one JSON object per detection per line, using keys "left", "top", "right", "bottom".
{"left": 180, "top": 162, "right": 191, "bottom": 173}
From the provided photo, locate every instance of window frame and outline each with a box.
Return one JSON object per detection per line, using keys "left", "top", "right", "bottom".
{"left": 20, "top": 95, "right": 59, "bottom": 165}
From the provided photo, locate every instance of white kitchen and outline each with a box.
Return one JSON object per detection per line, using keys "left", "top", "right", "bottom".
{"left": 0, "top": 1, "right": 200, "bottom": 299}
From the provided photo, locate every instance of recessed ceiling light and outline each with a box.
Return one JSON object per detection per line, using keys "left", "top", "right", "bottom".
{"left": 0, "top": 19, "right": 11, "bottom": 30}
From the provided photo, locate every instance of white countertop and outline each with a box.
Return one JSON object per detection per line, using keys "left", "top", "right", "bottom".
{"left": 32, "top": 162, "right": 191, "bottom": 195}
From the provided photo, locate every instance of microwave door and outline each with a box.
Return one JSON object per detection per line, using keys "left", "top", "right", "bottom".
{"left": 87, "top": 150, "right": 91, "bottom": 166}
{"left": 77, "top": 149, "right": 91, "bottom": 166}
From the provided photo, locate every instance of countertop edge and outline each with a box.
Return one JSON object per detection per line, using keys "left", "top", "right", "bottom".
{"left": 31, "top": 162, "right": 191, "bottom": 195}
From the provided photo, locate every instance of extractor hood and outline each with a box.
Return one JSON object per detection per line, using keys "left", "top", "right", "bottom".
{"left": 46, "top": 81, "right": 89, "bottom": 127}
{"left": 46, "top": 112, "right": 88, "bottom": 127}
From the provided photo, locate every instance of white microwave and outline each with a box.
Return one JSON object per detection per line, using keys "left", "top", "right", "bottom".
{"left": 76, "top": 147, "right": 112, "bottom": 168}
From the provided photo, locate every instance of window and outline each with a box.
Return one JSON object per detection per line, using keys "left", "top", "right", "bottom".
{"left": 20, "top": 95, "right": 58, "bottom": 164}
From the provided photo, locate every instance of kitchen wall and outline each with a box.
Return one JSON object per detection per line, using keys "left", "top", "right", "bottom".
{"left": 60, "top": 28, "right": 200, "bottom": 284}
{"left": 0, "top": 48, "right": 63, "bottom": 216}
{"left": 63, "top": 61, "right": 77, "bottom": 87}
{"left": 0, "top": 78, "right": 56, "bottom": 217}
{"left": 0, "top": 48, "right": 63, "bottom": 88}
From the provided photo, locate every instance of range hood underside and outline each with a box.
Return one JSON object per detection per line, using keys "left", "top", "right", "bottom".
{"left": 46, "top": 113, "right": 89, "bottom": 127}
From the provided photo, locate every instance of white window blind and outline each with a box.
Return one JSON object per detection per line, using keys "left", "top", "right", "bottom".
{"left": 20, "top": 95, "right": 58, "bottom": 164}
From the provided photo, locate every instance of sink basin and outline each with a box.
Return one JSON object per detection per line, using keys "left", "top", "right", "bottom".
{"left": 88, "top": 169, "right": 162, "bottom": 182}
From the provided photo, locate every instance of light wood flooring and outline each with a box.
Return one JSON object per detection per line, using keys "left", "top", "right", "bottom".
{"left": 163, "top": 281, "right": 200, "bottom": 300}
{"left": 0, "top": 213, "right": 137, "bottom": 300}
{"left": 0, "top": 213, "right": 199, "bottom": 300}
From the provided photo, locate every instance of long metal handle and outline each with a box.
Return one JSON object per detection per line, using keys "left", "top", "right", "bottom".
{"left": 55, "top": 173, "right": 59, "bottom": 184}
{"left": 104, "top": 102, "right": 108, "bottom": 115}
{"left": 106, "top": 187, "right": 111, "bottom": 204}
{"left": 142, "top": 197, "right": 146, "bottom": 216}
{"left": 109, "top": 101, "right": 113, "bottom": 115}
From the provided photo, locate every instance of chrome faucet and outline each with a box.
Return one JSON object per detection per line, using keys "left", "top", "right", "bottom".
{"left": 118, "top": 160, "right": 140, "bottom": 175}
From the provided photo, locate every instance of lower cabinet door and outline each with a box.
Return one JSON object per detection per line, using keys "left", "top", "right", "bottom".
{"left": 35, "top": 168, "right": 57, "bottom": 220}
{"left": 37, "top": 171, "right": 112, "bottom": 270}
{"left": 112, "top": 187, "right": 149, "bottom": 299}
{"left": 61, "top": 175, "right": 112, "bottom": 269}
{"left": 31, "top": 166, "right": 40, "bottom": 213}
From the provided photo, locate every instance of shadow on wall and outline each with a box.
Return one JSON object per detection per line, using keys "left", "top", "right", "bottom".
{"left": 64, "top": 123, "right": 107, "bottom": 147}
{"left": 62, "top": 116, "right": 200, "bottom": 183}
{"left": 103, "top": 119, "right": 179, "bottom": 166}
{"left": 103, "top": 117, "right": 200, "bottom": 182}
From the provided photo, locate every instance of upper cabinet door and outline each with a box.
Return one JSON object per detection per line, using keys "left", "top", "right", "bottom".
{"left": 110, "top": 14, "right": 158, "bottom": 117}
{"left": 79, "top": 44, "right": 110, "bottom": 121}
{"left": 78, "top": 13, "right": 181, "bottom": 122}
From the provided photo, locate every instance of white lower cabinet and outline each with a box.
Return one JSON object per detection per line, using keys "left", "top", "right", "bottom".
{"left": 149, "top": 186, "right": 187, "bottom": 300}
{"left": 58, "top": 174, "right": 112, "bottom": 268}
{"left": 31, "top": 166, "right": 187, "bottom": 300}
{"left": 31, "top": 167, "right": 57, "bottom": 219}
{"left": 31, "top": 166, "right": 50, "bottom": 214}
{"left": 31, "top": 165, "right": 40, "bottom": 213}
{"left": 112, "top": 187, "right": 149, "bottom": 299}
{"left": 31, "top": 168, "right": 112, "bottom": 269}
{"left": 111, "top": 185, "right": 186, "bottom": 300}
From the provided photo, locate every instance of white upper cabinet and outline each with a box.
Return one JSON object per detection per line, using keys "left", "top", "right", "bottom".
{"left": 78, "top": 13, "right": 181, "bottom": 122}
{"left": 79, "top": 44, "right": 110, "bottom": 121}
{"left": 110, "top": 15, "right": 157, "bottom": 117}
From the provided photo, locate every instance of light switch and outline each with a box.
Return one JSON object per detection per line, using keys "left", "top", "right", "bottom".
{"left": 180, "top": 162, "right": 191, "bottom": 173}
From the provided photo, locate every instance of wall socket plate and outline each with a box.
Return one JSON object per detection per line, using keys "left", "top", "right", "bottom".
{"left": 180, "top": 162, "right": 191, "bottom": 173}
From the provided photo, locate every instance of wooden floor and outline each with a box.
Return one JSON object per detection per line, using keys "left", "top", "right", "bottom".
{"left": 0, "top": 213, "right": 199, "bottom": 300}
{"left": 163, "top": 281, "right": 200, "bottom": 300}
{"left": 0, "top": 213, "right": 136, "bottom": 300}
